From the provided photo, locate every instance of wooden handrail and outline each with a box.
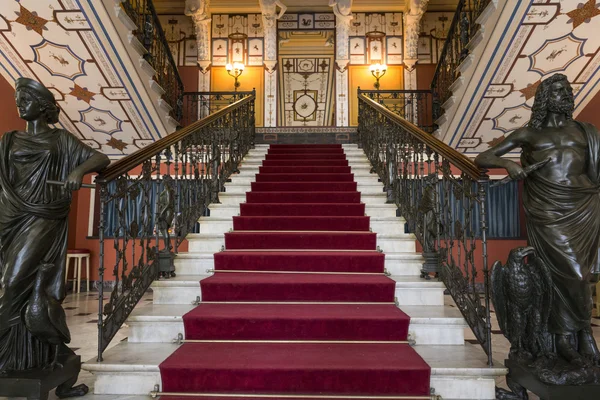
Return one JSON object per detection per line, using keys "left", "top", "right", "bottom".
{"left": 359, "top": 94, "right": 488, "bottom": 181}
{"left": 98, "top": 94, "right": 255, "bottom": 183}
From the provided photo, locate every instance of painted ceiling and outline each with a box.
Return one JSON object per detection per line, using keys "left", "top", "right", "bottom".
{"left": 445, "top": 0, "right": 600, "bottom": 155}
{"left": 0, "top": 0, "right": 171, "bottom": 159}
{"left": 152, "top": 0, "right": 460, "bottom": 14}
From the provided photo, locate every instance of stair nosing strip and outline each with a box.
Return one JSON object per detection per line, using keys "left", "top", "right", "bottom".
{"left": 152, "top": 391, "right": 433, "bottom": 400}
{"left": 209, "top": 269, "right": 385, "bottom": 276}
{"left": 201, "top": 301, "right": 397, "bottom": 305}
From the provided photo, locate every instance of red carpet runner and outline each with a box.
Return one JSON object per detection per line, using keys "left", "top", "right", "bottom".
{"left": 159, "top": 144, "right": 431, "bottom": 399}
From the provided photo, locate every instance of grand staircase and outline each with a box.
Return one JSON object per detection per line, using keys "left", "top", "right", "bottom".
{"left": 83, "top": 144, "right": 506, "bottom": 399}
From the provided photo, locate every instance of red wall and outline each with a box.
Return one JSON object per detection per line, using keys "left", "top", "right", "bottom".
{"left": 578, "top": 90, "right": 600, "bottom": 127}
{"left": 179, "top": 66, "right": 199, "bottom": 91}
{"left": 0, "top": 76, "right": 25, "bottom": 134}
{"left": 416, "top": 64, "right": 437, "bottom": 90}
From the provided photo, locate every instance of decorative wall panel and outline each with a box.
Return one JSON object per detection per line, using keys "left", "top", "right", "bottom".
{"left": 417, "top": 11, "right": 453, "bottom": 64}
{"left": 211, "top": 14, "right": 264, "bottom": 66}
{"left": 158, "top": 15, "right": 197, "bottom": 67}
{"left": 278, "top": 56, "right": 335, "bottom": 126}
{"left": 443, "top": 0, "right": 600, "bottom": 155}
{"left": 349, "top": 12, "right": 403, "bottom": 65}
{"left": 0, "top": 0, "right": 171, "bottom": 159}
{"left": 277, "top": 13, "right": 336, "bottom": 30}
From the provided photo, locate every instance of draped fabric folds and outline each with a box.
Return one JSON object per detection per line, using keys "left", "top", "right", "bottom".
{"left": 0, "top": 129, "right": 96, "bottom": 371}
{"left": 522, "top": 121, "right": 600, "bottom": 335}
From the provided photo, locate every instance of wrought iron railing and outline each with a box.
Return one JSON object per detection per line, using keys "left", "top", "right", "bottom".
{"left": 182, "top": 91, "right": 255, "bottom": 127}
{"left": 358, "top": 89, "right": 436, "bottom": 133}
{"left": 431, "top": 0, "right": 492, "bottom": 121}
{"left": 95, "top": 92, "right": 256, "bottom": 361}
{"left": 121, "top": 0, "right": 184, "bottom": 121}
{"left": 358, "top": 93, "right": 493, "bottom": 366}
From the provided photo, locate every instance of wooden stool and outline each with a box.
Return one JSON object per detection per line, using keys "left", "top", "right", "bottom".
{"left": 66, "top": 249, "right": 91, "bottom": 293}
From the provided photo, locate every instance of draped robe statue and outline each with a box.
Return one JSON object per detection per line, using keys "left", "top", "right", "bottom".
{"left": 0, "top": 78, "right": 110, "bottom": 373}
{"left": 475, "top": 73, "right": 600, "bottom": 368}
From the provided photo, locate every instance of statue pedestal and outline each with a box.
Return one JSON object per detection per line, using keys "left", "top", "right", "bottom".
{"left": 421, "top": 251, "right": 440, "bottom": 278}
{"left": 506, "top": 359, "right": 600, "bottom": 400}
{"left": 158, "top": 250, "right": 176, "bottom": 278}
{"left": 0, "top": 354, "right": 85, "bottom": 400}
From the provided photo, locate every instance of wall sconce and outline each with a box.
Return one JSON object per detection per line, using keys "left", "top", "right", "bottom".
{"left": 225, "top": 62, "right": 245, "bottom": 91}
{"left": 369, "top": 63, "right": 388, "bottom": 90}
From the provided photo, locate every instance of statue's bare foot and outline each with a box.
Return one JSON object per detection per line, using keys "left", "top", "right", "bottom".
{"left": 556, "top": 334, "right": 588, "bottom": 367}
{"left": 578, "top": 328, "right": 600, "bottom": 366}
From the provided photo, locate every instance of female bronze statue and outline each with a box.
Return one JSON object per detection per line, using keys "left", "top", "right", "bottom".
{"left": 0, "top": 78, "right": 110, "bottom": 373}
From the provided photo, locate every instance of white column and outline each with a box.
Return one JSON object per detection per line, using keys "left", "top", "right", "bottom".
{"left": 330, "top": 1, "right": 353, "bottom": 127}
{"left": 264, "top": 62, "right": 278, "bottom": 127}
{"left": 259, "top": 0, "right": 287, "bottom": 127}
{"left": 403, "top": 0, "right": 428, "bottom": 72}
{"left": 335, "top": 67, "right": 349, "bottom": 127}
{"left": 186, "top": 0, "right": 212, "bottom": 69}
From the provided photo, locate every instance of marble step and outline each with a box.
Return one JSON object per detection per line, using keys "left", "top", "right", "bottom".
{"left": 185, "top": 232, "right": 416, "bottom": 253}
{"left": 174, "top": 251, "right": 425, "bottom": 277}
{"left": 216, "top": 192, "right": 388, "bottom": 206}
{"left": 240, "top": 157, "right": 371, "bottom": 166}
{"left": 197, "top": 215, "right": 407, "bottom": 235}
{"left": 82, "top": 342, "right": 505, "bottom": 399}
{"left": 234, "top": 168, "right": 378, "bottom": 179}
{"left": 150, "top": 275, "right": 445, "bottom": 306}
{"left": 206, "top": 203, "right": 398, "bottom": 218}
{"left": 225, "top": 175, "right": 381, "bottom": 188}
{"left": 222, "top": 181, "right": 385, "bottom": 195}
{"left": 126, "top": 304, "right": 467, "bottom": 345}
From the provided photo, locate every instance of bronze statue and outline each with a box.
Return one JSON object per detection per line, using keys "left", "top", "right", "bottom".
{"left": 476, "top": 73, "right": 600, "bottom": 388}
{"left": 0, "top": 78, "right": 109, "bottom": 395}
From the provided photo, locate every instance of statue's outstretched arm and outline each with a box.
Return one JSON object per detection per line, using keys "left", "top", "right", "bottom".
{"left": 474, "top": 128, "right": 529, "bottom": 179}
{"left": 64, "top": 152, "right": 110, "bottom": 191}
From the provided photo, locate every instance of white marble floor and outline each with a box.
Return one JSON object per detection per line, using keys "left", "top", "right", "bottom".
{"left": 2, "top": 290, "right": 599, "bottom": 400}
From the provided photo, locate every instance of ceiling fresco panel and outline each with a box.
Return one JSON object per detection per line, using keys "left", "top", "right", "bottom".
{"left": 446, "top": 0, "right": 600, "bottom": 155}
{"left": 0, "top": 0, "right": 172, "bottom": 159}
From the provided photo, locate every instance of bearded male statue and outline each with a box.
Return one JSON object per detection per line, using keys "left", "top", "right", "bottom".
{"left": 475, "top": 73, "right": 600, "bottom": 369}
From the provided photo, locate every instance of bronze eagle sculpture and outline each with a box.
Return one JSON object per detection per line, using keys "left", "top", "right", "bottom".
{"left": 491, "top": 246, "right": 554, "bottom": 362}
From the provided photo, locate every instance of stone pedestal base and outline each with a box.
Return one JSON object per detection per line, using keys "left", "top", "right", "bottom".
{"left": 159, "top": 250, "right": 176, "bottom": 278}
{"left": 0, "top": 354, "right": 87, "bottom": 400}
{"left": 421, "top": 251, "right": 440, "bottom": 278}
{"left": 506, "top": 359, "right": 600, "bottom": 400}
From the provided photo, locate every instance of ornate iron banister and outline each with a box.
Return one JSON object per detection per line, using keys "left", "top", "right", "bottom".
{"left": 182, "top": 91, "right": 255, "bottom": 127}
{"left": 358, "top": 93, "right": 493, "bottom": 366}
{"left": 95, "top": 92, "right": 256, "bottom": 361}
{"left": 431, "top": 0, "right": 492, "bottom": 121}
{"left": 121, "top": 0, "right": 184, "bottom": 121}
{"left": 358, "top": 89, "right": 436, "bottom": 133}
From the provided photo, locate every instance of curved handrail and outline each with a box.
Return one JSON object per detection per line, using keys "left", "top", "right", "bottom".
{"left": 98, "top": 93, "right": 256, "bottom": 183}
{"left": 358, "top": 93, "right": 488, "bottom": 181}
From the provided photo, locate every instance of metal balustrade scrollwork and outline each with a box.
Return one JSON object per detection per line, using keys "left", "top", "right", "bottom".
{"left": 95, "top": 92, "right": 256, "bottom": 362}
{"left": 358, "top": 89, "right": 436, "bottom": 133}
{"left": 358, "top": 93, "right": 493, "bottom": 366}
{"left": 431, "top": 0, "right": 492, "bottom": 122}
{"left": 182, "top": 91, "right": 255, "bottom": 127}
{"left": 121, "top": 0, "right": 184, "bottom": 121}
